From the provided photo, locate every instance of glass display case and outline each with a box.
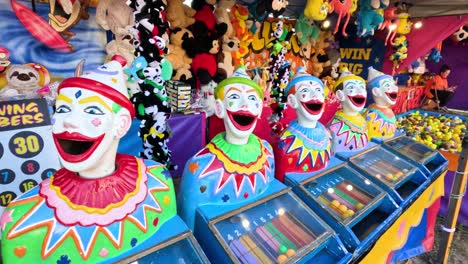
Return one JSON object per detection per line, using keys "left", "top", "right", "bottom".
{"left": 292, "top": 164, "right": 400, "bottom": 255}
{"left": 118, "top": 231, "right": 210, "bottom": 264}
{"left": 204, "top": 188, "right": 351, "bottom": 264}
{"left": 382, "top": 135, "right": 448, "bottom": 179}
{"left": 349, "top": 146, "right": 427, "bottom": 206}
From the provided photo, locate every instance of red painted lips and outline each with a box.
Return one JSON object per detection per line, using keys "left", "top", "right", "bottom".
{"left": 386, "top": 92, "right": 398, "bottom": 102}
{"left": 348, "top": 95, "right": 366, "bottom": 107}
{"left": 53, "top": 132, "right": 105, "bottom": 163}
{"left": 301, "top": 100, "right": 324, "bottom": 115}
{"left": 227, "top": 110, "right": 257, "bottom": 131}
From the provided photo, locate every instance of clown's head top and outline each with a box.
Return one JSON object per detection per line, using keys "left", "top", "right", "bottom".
{"left": 367, "top": 67, "right": 398, "bottom": 107}
{"left": 285, "top": 67, "right": 325, "bottom": 128}
{"left": 334, "top": 68, "right": 367, "bottom": 115}
{"left": 53, "top": 55, "right": 134, "bottom": 178}
{"left": 215, "top": 65, "right": 263, "bottom": 145}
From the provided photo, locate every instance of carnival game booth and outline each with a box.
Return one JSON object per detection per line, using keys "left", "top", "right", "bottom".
{"left": 397, "top": 110, "right": 468, "bottom": 226}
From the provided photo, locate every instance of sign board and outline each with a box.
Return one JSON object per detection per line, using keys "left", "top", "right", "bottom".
{"left": 0, "top": 97, "right": 60, "bottom": 216}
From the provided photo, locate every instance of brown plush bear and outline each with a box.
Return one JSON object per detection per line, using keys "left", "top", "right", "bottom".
{"left": 167, "top": 0, "right": 196, "bottom": 29}
{"left": 310, "top": 31, "right": 333, "bottom": 77}
{"left": 166, "top": 28, "right": 194, "bottom": 81}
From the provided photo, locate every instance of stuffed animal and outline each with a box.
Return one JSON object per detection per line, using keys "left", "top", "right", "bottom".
{"left": 191, "top": 0, "right": 227, "bottom": 38}
{"left": 0, "top": 46, "right": 10, "bottom": 74}
{"left": 166, "top": 0, "right": 196, "bottom": 29}
{"left": 310, "top": 31, "right": 332, "bottom": 77}
{"left": 48, "top": 0, "right": 89, "bottom": 43}
{"left": 356, "top": 0, "right": 384, "bottom": 37}
{"left": 166, "top": 27, "right": 194, "bottom": 81}
{"left": 230, "top": 3, "right": 254, "bottom": 62}
{"left": 214, "top": 0, "right": 236, "bottom": 38}
{"left": 96, "top": 0, "right": 135, "bottom": 63}
{"left": 329, "top": 0, "right": 353, "bottom": 36}
{"left": 295, "top": 14, "right": 320, "bottom": 45}
{"left": 379, "top": 7, "right": 399, "bottom": 45}
{"left": 218, "top": 36, "right": 240, "bottom": 77}
{"left": 451, "top": 25, "right": 468, "bottom": 44}
{"left": 304, "top": 0, "right": 331, "bottom": 21}
{"left": 0, "top": 63, "right": 49, "bottom": 97}
{"left": 255, "top": 0, "right": 289, "bottom": 18}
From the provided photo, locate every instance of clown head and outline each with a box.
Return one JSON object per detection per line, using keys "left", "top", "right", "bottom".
{"left": 334, "top": 69, "right": 367, "bottom": 115}
{"left": 286, "top": 67, "right": 325, "bottom": 128}
{"left": 367, "top": 67, "right": 398, "bottom": 108}
{"left": 53, "top": 56, "right": 134, "bottom": 178}
{"left": 214, "top": 66, "right": 263, "bottom": 145}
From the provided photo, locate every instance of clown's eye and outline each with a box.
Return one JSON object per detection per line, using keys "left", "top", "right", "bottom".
{"left": 248, "top": 95, "right": 258, "bottom": 101}
{"left": 227, "top": 94, "right": 240, "bottom": 100}
{"left": 56, "top": 105, "right": 71, "bottom": 114}
{"left": 84, "top": 106, "right": 104, "bottom": 115}
{"left": 299, "top": 87, "right": 309, "bottom": 93}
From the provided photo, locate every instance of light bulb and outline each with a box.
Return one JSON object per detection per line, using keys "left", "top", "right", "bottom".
{"left": 414, "top": 21, "right": 423, "bottom": 29}
{"left": 323, "top": 20, "right": 331, "bottom": 28}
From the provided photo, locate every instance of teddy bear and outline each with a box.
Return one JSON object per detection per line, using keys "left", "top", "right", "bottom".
{"left": 310, "top": 31, "right": 333, "bottom": 77}
{"left": 166, "top": 27, "right": 194, "bottom": 81}
{"left": 166, "top": 0, "right": 196, "bottom": 29}
{"left": 96, "top": 0, "right": 135, "bottom": 64}
{"left": 191, "top": 0, "right": 227, "bottom": 39}
{"left": 214, "top": 0, "right": 236, "bottom": 38}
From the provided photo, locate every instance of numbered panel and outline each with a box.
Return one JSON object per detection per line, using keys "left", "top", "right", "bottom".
{"left": 211, "top": 192, "right": 331, "bottom": 263}
{"left": 0, "top": 98, "right": 60, "bottom": 215}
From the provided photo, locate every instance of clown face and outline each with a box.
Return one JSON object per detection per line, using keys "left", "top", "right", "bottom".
{"left": 291, "top": 80, "right": 325, "bottom": 127}
{"left": 219, "top": 84, "right": 262, "bottom": 144}
{"left": 373, "top": 78, "right": 398, "bottom": 107}
{"left": 52, "top": 88, "right": 121, "bottom": 174}
{"left": 339, "top": 79, "right": 367, "bottom": 114}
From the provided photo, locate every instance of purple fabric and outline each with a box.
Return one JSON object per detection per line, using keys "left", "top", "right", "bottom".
{"left": 439, "top": 170, "right": 468, "bottom": 226}
{"left": 426, "top": 39, "right": 468, "bottom": 111}
{"left": 118, "top": 113, "right": 206, "bottom": 178}
{"left": 382, "top": 15, "right": 468, "bottom": 75}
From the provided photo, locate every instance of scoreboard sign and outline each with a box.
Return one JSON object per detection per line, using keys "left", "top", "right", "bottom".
{"left": 0, "top": 97, "right": 61, "bottom": 216}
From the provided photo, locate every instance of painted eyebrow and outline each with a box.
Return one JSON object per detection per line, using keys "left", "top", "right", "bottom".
{"left": 78, "top": 96, "right": 112, "bottom": 112}
{"left": 56, "top": 94, "right": 73, "bottom": 103}
{"left": 226, "top": 87, "right": 242, "bottom": 94}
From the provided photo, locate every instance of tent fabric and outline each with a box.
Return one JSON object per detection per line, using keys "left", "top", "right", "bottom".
{"left": 382, "top": 15, "right": 468, "bottom": 75}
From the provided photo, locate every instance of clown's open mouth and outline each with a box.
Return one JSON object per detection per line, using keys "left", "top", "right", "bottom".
{"left": 228, "top": 110, "right": 257, "bottom": 131}
{"left": 386, "top": 92, "right": 398, "bottom": 101}
{"left": 53, "top": 132, "right": 104, "bottom": 163}
{"left": 302, "top": 100, "right": 324, "bottom": 115}
{"left": 348, "top": 95, "right": 366, "bottom": 107}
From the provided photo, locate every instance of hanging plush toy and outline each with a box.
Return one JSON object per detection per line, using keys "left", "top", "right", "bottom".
{"left": 356, "top": 0, "right": 384, "bottom": 37}
{"left": 214, "top": 0, "right": 237, "bottom": 39}
{"left": 303, "top": 0, "right": 332, "bottom": 21}
{"left": 428, "top": 48, "right": 442, "bottom": 63}
{"left": 295, "top": 14, "right": 320, "bottom": 46}
{"left": 166, "top": 0, "right": 196, "bottom": 29}
{"left": 230, "top": 4, "right": 254, "bottom": 60}
{"left": 329, "top": 0, "right": 353, "bottom": 37}
{"left": 389, "top": 35, "right": 408, "bottom": 68}
{"left": 96, "top": 0, "right": 135, "bottom": 64}
{"left": 166, "top": 27, "right": 194, "bottom": 81}
{"left": 378, "top": 7, "right": 399, "bottom": 45}
{"left": 126, "top": 0, "right": 175, "bottom": 169}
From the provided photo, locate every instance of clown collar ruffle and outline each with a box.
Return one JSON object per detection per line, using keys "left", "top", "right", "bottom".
{"left": 207, "top": 133, "right": 268, "bottom": 175}
{"left": 43, "top": 154, "right": 144, "bottom": 212}
{"left": 284, "top": 120, "right": 331, "bottom": 150}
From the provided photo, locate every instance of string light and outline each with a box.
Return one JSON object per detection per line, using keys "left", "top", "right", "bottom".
{"left": 414, "top": 21, "right": 423, "bottom": 29}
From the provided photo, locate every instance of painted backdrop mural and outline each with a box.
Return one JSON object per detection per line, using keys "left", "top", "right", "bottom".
{"left": 0, "top": 0, "right": 106, "bottom": 79}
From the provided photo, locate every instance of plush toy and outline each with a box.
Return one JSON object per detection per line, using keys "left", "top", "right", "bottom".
{"left": 166, "top": 0, "right": 196, "bottom": 29}
{"left": 184, "top": 34, "right": 225, "bottom": 90}
{"left": 191, "top": 0, "right": 227, "bottom": 38}
{"left": 230, "top": 3, "right": 254, "bottom": 61}
{"left": 214, "top": 0, "right": 236, "bottom": 38}
{"left": 356, "top": 0, "right": 384, "bottom": 37}
{"left": 408, "top": 56, "right": 426, "bottom": 86}
{"left": 451, "top": 25, "right": 468, "bottom": 44}
{"left": 0, "top": 46, "right": 10, "bottom": 74}
{"left": 295, "top": 14, "right": 320, "bottom": 45}
{"left": 390, "top": 35, "right": 408, "bottom": 67}
{"left": 255, "top": 0, "right": 289, "bottom": 18}
{"left": 304, "top": 0, "right": 332, "bottom": 21}
{"left": 396, "top": 12, "right": 412, "bottom": 35}
{"left": 310, "top": 31, "right": 332, "bottom": 77}
{"left": 0, "top": 63, "right": 50, "bottom": 98}
{"left": 428, "top": 48, "right": 442, "bottom": 63}
{"left": 378, "top": 7, "right": 399, "bottom": 45}
{"left": 126, "top": 0, "right": 174, "bottom": 169}
{"left": 96, "top": 0, "right": 135, "bottom": 64}
{"left": 218, "top": 36, "right": 240, "bottom": 77}
{"left": 166, "top": 27, "right": 194, "bottom": 81}
{"left": 329, "top": 0, "right": 353, "bottom": 37}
